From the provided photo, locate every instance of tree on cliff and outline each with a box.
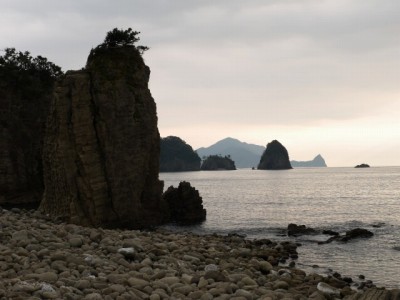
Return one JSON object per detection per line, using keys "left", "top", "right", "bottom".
{"left": 160, "top": 136, "right": 201, "bottom": 172}
{"left": 0, "top": 48, "right": 62, "bottom": 76}
{"left": 0, "top": 48, "right": 62, "bottom": 207}
{"left": 96, "top": 28, "right": 149, "bottom": 54}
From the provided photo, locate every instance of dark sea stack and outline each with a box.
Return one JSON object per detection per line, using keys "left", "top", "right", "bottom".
{"left": 200, "top": 155, "right": 236, "bottom": 170}
{"left": 163, "top": 181, "right": 206, "bottom": 224}
{"left": 0, "top": 49, "right": 60, "bottom": 208}
{"left": 355, "top": 163, "right": 370, "bottom": 168}
{"left": 160, "top": 136, "right": 201, "bottom": 172}
{"left": 257, "top": 140, "right": 292, "bottom": 170}
{"left": 40, "top": 45, "right": 164, "bottom": 228}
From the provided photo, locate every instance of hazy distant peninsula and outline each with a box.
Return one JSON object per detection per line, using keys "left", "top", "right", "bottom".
{"left": 160, "top": 136, "right": 201, "bottom": 172}
{"left": 196, "top": 137, "right": 264, "bottom": 168}
{"left": 201, "top": 155, "right": 236, "bottom": 171}
{"left": 258, "top": 140, "right": 292, "bottom": 170}
{"left": 291, "top": 154, "right": 327, "bottom": 168}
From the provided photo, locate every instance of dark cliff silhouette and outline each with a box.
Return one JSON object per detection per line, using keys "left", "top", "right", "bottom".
{"left": 257, "top": 140, "right": 292, "bottom": 170}
{"left": 0, "top": 48, "right": 62, "bottom": 208}
{"left": 160, "top": 136, "right": 201, "bottom": 172}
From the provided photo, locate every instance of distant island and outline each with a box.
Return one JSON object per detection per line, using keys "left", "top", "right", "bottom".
{"left": 197, "top": 137, "right": 264, "bottom": 168}
{"left": 201, "top": 155, "right": 236, "bottom": 170}
{"left": 160, "top": 136, "right": 201, "bottom": 172}
{"left": 355, "top": 163, "right": 370, "bottom": 168}
{"left": 258, "top": 140, "right": 292, "bottom": 170}
{"left": 291, "top": 154, "right": 327, "bottom": 168}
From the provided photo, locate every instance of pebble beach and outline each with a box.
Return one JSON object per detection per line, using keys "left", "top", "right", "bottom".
{"left": 0, "top": 207, "right": 399, "bottom": 300}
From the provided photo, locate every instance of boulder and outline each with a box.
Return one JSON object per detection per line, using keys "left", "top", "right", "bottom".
{"left": 257, "top": 140, "right": 292, "bottom": 170}
{"left": 342, "top": 228, "right": 373, "bottom": 242}
{"left": 287, "top": 223, "right": 317, "bottom": 236}
{"left": 319, "top": 228, "right": 373, "bottom": 244}
{"left": 40, "top": 45, "right": 164, "bottom": 229}
{"left": 163, "top": 181, "right": 206, "bottom": 224}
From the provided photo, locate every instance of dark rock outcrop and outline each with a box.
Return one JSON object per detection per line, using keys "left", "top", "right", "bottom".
{"left": 319, "top": 228, "right": 374, "bottom": 244}
{"left": 40, "top": 46, "right": 164, "bottom": 229}
{"left": 160, "top": 136, "right": 201, "bottom": 172}
{"left": 163, "top": 181, "right": 206, "bottom": 224}
{"left": 257, "top": 140, "right": 292, "bottom": 170}
{"left": 201, "top": 155, "right": 236, "bottom": 170}
{"left": 287, "top": 224, "right": 317, "bottom": 236}
{"left": 291, "top": 154, "right": 327, "bottom": 168}
{"left": 355, "top": 163, "right": 370, "bottom": 168}
{"left": 0, "top": 50, "right": 60, "bottom": 208}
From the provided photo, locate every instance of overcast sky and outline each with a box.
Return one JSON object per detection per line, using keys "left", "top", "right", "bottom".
{"left": 1, "top": 0, "right": 400, "bottom": 166}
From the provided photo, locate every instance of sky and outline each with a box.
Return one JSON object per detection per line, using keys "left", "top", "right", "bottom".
{"left": 1, "top": 0, "right": 400, "bottom": 166}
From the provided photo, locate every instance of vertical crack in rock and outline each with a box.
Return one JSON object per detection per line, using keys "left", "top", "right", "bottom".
{"left": 40, "top": 47, "right": 165, "bottom": 229}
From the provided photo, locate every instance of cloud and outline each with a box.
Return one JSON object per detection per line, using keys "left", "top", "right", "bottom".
{"left": 1, "top": 0, "right": 400, "bottom": 165}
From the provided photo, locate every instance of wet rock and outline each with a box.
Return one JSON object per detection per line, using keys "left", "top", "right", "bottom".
{"left": 287, "top": 223, "right": 317, "bottom": 236}
{"left": 163, "top": 181, "right": 206, "bottom": 224}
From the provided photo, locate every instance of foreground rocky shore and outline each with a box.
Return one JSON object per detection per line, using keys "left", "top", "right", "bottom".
{"left": 0, "top": 208, "right": 399, "bottom": 300}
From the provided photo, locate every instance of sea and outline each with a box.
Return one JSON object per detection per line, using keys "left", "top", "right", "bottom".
{"left": 159, "top": 167, "right": 400, "bottom": 289}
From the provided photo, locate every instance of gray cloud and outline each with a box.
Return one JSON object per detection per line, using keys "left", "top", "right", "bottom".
{"left": 1, "top": 0, "right": 400, "bottom": 165}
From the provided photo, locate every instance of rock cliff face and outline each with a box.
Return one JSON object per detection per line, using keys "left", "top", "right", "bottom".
{"left": 0, "top": 72, "right": 53, "bottom": 207}
{"left": 257, "top": 140, "right": 292, "bottom": 170}
{"left": 40, "top": 47, "right": 164, "bottom": 228}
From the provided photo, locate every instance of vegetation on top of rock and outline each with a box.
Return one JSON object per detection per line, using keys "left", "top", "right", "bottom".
{"left": 160, "top": 136, "right": 201, "bottom": 172}
{"left": 90, "top": 28, "right": 149, "bottom": 58}
{"left": 258, "top": 140, "right": 292, "bottom": 170}
{"left": 0, "top": 48, "right": 62, "bottom": 97}
{"left": 0, "top": 48, "right": 62, "bottom": 207}
{"left": 201, "top": 155, "right": 236, "bottom": 171}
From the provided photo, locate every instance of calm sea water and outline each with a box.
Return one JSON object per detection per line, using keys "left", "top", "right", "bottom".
{"left": 160, "top": 167, "right": 400, "bottom": 289}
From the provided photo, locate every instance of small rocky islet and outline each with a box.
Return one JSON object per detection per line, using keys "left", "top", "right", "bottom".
{"left": 1, "top": 208, "right": 399, "bottom": 300}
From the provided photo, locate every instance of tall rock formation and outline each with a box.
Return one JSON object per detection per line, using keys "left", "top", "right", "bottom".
{"left": 0, "top": 49, "right": 60, "bottom": 207}
{"left": 257, "top": 140, "right": 292, "bottom": 170}
{"left": 40, "top": 46, "right": 164, "bottom": 228}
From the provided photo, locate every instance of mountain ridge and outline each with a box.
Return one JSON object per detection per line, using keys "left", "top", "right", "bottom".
{"left": 197, "top": 137, "right": 327, "bottom": 168}
{"left": 196, "top": 137, "right": 265, "bottom": 168}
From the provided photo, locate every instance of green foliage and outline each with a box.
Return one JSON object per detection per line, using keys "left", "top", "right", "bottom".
{"left": 200, "top": 155, "right": 236, "bottom": 171}
{"left": 0, "top": 48, "right": 62, "bottom": 98}
{"left": 0, "top": 48, "right": 62, "bottom": 79}
{"left": 160, "top": 136, "right": 201, "bottom": 172}
{"left": 94, "top": 28, "right": 149, "bottom": 54}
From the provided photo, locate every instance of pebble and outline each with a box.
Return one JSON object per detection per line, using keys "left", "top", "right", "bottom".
{"left": 0, "top": 208, "right": 397, "bottom": 299}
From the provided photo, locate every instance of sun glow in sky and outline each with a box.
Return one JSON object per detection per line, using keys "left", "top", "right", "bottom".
{"left": 1, "top": 0, "right": 400, "bottom": 166}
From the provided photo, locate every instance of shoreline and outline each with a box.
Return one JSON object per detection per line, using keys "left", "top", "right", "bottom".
{"left": 0, "top": 207, "right": 398, "bottom": 299}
